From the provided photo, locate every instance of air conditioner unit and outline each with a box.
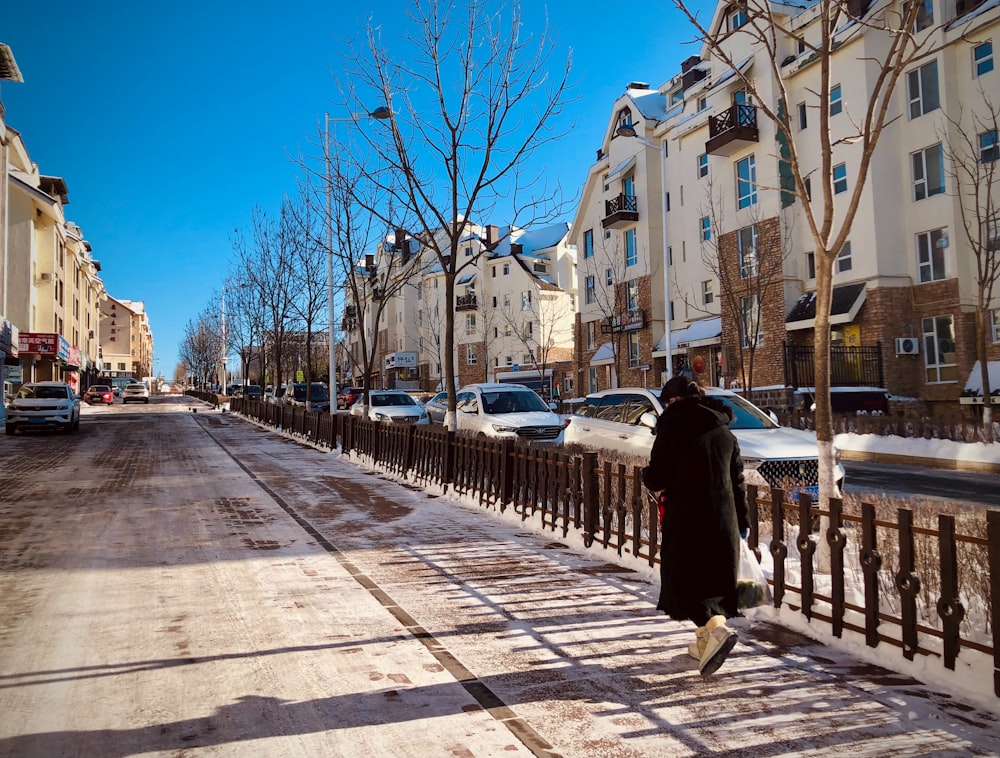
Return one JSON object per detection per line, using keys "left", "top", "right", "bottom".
{"left": 895, "top": 337, "right": 920, "bottom": 355}
{"left": 39, "top": 273, "right": 54, "bottom": 282}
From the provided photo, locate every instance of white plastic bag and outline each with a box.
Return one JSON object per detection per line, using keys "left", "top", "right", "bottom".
{"left": 737, "top": 539, "right": 772, "bottom": 609}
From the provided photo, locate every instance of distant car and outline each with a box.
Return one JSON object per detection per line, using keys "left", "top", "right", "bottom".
{"left": 351, "top": 390, "right": 429, "bottom": 424}
{"left": 122, "top": 383, "right": 150, "bottom": 404}
{"left": 5, "top": 381, "right": 81, "bottom": 435}
{"left": 452, "top": 383, "right": 564, "bottom": 442}
{"left": 562, "top": 386, "right": 845, "bottom": 501}
{"left": 243, "top": 385, "right": 263, "bottom": 400}
{"left": 112, "top": 386, "right": 123, "bottom": 397}
{"left": 337, "top": 386, "right": 363, "bottom": 409}
{"left": 83, "top": 385, "right": 114, "bottom": 405}
{"left": 283, "top": 382, "right": 331, "bottom": 413}
{"left": 423, "top": 391, "right": 449, "bottom": 424}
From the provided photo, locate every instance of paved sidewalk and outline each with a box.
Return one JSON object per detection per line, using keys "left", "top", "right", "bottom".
{"left": 1, "top": 400, "right": 998, "bottom": 757}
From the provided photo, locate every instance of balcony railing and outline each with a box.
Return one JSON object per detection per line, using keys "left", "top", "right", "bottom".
{"left": 706, "top": 104, "right": 759, "bottom": 156}
{"left": 784, "top": 342, "right": 884, "bottom": 390}
{"left": 455, "top": 294, "right": 478, "bottom": 311}
{"left": 602, "top": 194, "right": 638, "bottom": 229}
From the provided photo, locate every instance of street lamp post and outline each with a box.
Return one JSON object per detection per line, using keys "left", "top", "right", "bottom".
{"left": 615, "top": 124, "right": 672, "bottom": 383}
{"left": 324, "top": 106, "right": 391, "bottom": 397}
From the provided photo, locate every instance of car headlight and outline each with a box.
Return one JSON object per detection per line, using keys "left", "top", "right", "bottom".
{"left": 419, "top": 411, "right": 428, "bottom": 420}
{"left": 492, "top": 424, "right": 518, "bottom": 433}
{"left": 375, "top": 412, "right": 390, "bottom": 422}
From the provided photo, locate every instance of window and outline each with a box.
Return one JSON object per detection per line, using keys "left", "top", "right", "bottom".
{"left": 585, "top": 275, "right": 596, "bottom": 304}
{"left": 586, "top": 321, "right": 597, "bottom": 349}
{"left": 626, "top": 280, "right": 639, "bottom": 311}
{"left": 700, "top": 216, "right": 711, "bottom": 241}
{"left": 806, "top": 252, "right": 816, "bottom": 280}
{"left": 981, "top": 130, "right": 999, "bottom": 163}
{"left": 417, "top": 283, "right": 423, "bottom": 300}
{"left": 917, "top": 228, "right": 947, "bottom": 282}
{"left": 628, "top": 332, "right": 641, "bottom": 367}
{"left": 736, "top": 154, "right": 757, "bottom": 209}
{"left": 503, "top": 263, "right": 510, "bottom": 275}
{"left": 623, "top": 175, "right": 635, "bottom": 197}
{"left": 738, "top": 224, "right": 759, "bottom": 278}
{"left": 907, "top": 61, "right": 940, "bottom": 119}
{"left": 833, "top": 162, "right": 848, "bottom": 194}
{"left": 729, "top": 7, "right": 748, "bottom": 31}
{"left": 739, "top": 295, "right": 761, "bottom": 348}
{"left": 698, "top": 96, "right": 708, "bottom": 112}
{"left": 702, "top": 280, "right": 714, "bottom": 305}
{"left": 466, "top": 344, "right": 477, "bottom": 365}
{"left": 974, "top": 41, "right": 993, "bottom": 77}
{"left": 923, "top": 315, "right": 958, "bottom": 383}
{"left": 912, "top": 144, "right": 945, "bottom": 200}
{"left": 606, "top": 268, "right": 614, "bottom": 286}
{"left": 504, "top": 324, "right": 513, "bottom": 337}
{"left": 625, "top": 228, "right": 637, "bottom": 267}
{"left": 697, "top": 153, "right": 708, "bottom": 178}
{"left": 992, "top": 309, "right": 1000, "bottom": 343}
{"left": 830, "top": 84, "right": 842, "bottom": 116}
{"left": 521, "top": 291, "right": 532, "bottom": 311}
{"left": 669, "top": 88, "right": 683, "bottom": 106}
{"left": 503, "top": 293, "right": 511, "bottom": 308}
{"left": 837, "top": 241, "right": 853, "bottom": 273}
{"left": 464, "top": 246, "right": 473, "bottom": 257}
{"left": 913, "top": 0, "right": 934, "bottom": 31}
{"left": 505, "top": 355, "right": 513, "bottom": 366}
{"left": 466, "top": 313, "right": 477, "bottom": 334}
{"left": 797, "top": 101, "right": 807, "bottom": 130}
{"left": 583, "top": 229, "right": 594, "bottom": 258}
{"left": 588, "top": 367, "right": 599, "bottom": 394}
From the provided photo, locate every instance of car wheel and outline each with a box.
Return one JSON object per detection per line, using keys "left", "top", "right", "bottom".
{"left": 5, "top": 424, "right": 15, "bottom": 435}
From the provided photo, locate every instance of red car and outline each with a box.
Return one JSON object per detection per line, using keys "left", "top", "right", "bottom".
{"left": 337, "top": 386, "right": 363, "bottom": 409}
{"left": 83, "top": 385, "right": 114, "bottom": 405}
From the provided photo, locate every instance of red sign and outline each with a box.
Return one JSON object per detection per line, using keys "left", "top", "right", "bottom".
{"left": 18, "top": 332, "right": 58, "bottom": 355}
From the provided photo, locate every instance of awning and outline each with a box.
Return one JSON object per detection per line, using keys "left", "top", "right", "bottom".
{"left": 652, "top": 317, "right": 722, "bottom": 357}
{"left": 590, "top": 343, "right": 615, "bottom": 367}
{"left": 605, "top": 155, "right": 636, "bottom": 184}
{"left": 960, "top": 360, "right": 1000, "bottom": 404}
{"left": 785, "top": 282, "right": 867, "bottom": 331}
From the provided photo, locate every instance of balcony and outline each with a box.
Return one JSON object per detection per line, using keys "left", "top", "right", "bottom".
{"left": 706, "top": 104, "right": 759, "bottom": 156}
{"left": 602, "top": 194, "right": 638, "bottom": 229}
{"left": 455, "top": 293, "right": 478, "bottom": 312}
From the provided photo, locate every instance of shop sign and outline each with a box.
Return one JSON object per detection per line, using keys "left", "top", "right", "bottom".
{"left": 600, "top": 309, "right": 646, "bottom": 334}
{"left": 0, "top": 319, "right": 18, "bottom": 358}
{"left": 385, "top": 351, "right": 417, "bottom": 370}
{"left": 19, "top": 332, "right": 58, "bottom": 355}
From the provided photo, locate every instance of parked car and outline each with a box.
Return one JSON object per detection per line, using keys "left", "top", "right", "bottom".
{"left": 5, "top": 381, "right": 81, "bottom": 435}
{"left": 122, "top": 382, "right": 150, "bottom": 404}
{"left": 243, "top": 385, "right": 263, "bottom": 400}
{"left": 283, "top": 383, "right": 331, "bottom": 413}
{"left": 83, "top": 385, "right": 114, "bottom": 405}
{"left": 452, "top": 383, "right": 564, "bottom": 442}
{"left": 563, "top": 387, "right": 845, "bottom": 501}
{"left": 423, "top": 391, "right": 449, "bottom": 424}
{"left": 352, "top": 390, "right": 430, "bottom": 424}
{"left": 337, "top": 386, "right": 363, "bottom": 409}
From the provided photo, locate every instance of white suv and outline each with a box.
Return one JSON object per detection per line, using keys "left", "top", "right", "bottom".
{"left": 5, "top": 381, "right": 81, "bottom": 435}
{"left": 563, "top": 386, "right": 844, "bottom": 500}
{"left": 453, "top": 383, "right": 564, "bottom": 442}
{"left": 122, "top": 382, "right": 150, "bottom": 404}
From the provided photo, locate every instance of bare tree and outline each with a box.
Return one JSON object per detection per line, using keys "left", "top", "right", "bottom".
{"left": 672, "top": 0, "right": 949, "bottom": 506}
{"left": 695, "top": 176, "right": 793, "bottom": 395}
{"left": 179, "top": 308, "right": 221, "bottom": 389}
{"left": 941, "top": 91, "right": 999, "bottom": 441}
{"left": 336, "top": 0, "right": 574, "bottom": 427}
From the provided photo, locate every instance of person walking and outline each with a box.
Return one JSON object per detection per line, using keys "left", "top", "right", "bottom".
{"left": 642, "top": 376, "right": 750, "bottom": 676}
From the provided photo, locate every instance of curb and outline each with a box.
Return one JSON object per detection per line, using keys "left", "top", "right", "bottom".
{"left": 840, "top": 449, "right": 1000, "bottom": 475}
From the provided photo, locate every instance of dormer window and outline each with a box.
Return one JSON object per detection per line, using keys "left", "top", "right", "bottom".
{"left": 729, "top": 5, "right": 748, "bottom": 30}
{"left": 669, "top": 88, "right": 684, "bottom": 105}
{"left": 617, "top": 108, "right": 633, "bottom": 130}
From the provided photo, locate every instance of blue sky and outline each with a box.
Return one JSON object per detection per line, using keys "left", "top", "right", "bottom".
{"left": 2, "top": 1, "right": 707, "bottom": 378}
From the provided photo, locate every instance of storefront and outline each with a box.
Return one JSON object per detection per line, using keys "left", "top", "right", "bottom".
{"left": 16, "top": 332, "right": 73, "bottom": 386}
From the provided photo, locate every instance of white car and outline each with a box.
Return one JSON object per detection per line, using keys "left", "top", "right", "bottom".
{"left": 563, "top": 386, "right": 844, "bottom": 500}
{"left": 352, "top": 390, "right": 429, "bottom": 424}
{"left": 5, "top": 381, "right": 81, "bottom": 435}
{"left": 453, "top": 383, "right": 564, "bottom": 442}
{"left": 122, "top": 382, "right": 150, "bottom": 404}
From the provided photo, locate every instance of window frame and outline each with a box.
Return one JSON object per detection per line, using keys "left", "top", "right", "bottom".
{"left": 585, "top": 275, "right": 596, "bottom": 305}
{"left": 974, "top": 40, "right": 994, "bottom": 77}
{"left": 700, "top": 216, "right": 711, "bottom": 241}
{"left": 797, "top": 101, "right": 808, "bottom": 130}
{"left": 737, "top": 224, "right": 759, "bottom": 279}
{"left": 836, "top": 241, "right": 853, "bottom": 273}
{"left": 625, "top": 228, "right": 637, "bottom": 267}
{"left": 583, "top": 228, "right": 594, "bottom": 258}
{"left": 830, "top": 84, "right": 843, "bottom": 116}
{"left": 912, "top": 143, "right": 946, "bottom": 201}
{"left": 625, "top": 280, "right": 639, "bottom": 312}
{"left": 991, "top": 308, "right": 1000, "bottom": 343}
{"left": 697, "top": 153, "right": 708, "bottom": 178}
{"left": 907, "top": 60, "right": 940, "bottom": 119}
{"left": 736, "top": 154, "right": 757, "bottom": 209}
{"left": 916, "top": 228, "right": 947, "bottom": 283}
{"left": 702, "top": 279, "right": 714, "bottom": 305}
{"left": 739, "top": 294, "right": 762, "bottom": 349}
{"left": 980, "top": 129, "right": 998, "bottom": 164}
{"left": 466, "top": 343, "right": 477, "bottom": 365}
{"left": 833, "top": 162, "right": 848, "bottom": 194}
{"left": 627, "top": 331, "right": 641, "bottom": 368}
{"left": 922, "top": 314, "right": 958, "bottom": 383}
{"left": 806, "top": 252, "right": 816, "bottom": 280}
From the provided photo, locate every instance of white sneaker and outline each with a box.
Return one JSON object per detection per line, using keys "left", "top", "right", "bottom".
{"left": 687, "top": 626, "right": 707, "bottom": 660}
{"left": 699, "top": 615, "right": 737, "bottom": 676}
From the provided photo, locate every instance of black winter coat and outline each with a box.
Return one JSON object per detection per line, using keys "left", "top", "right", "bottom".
{"left": 641, "top": 395, "right": 750, "bottom": 622}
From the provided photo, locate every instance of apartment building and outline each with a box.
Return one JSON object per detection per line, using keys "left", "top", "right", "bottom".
{"left": 342, "top": 220, "right": 578, "bottom": 394}
{"left": 99, "top": 296, "right": 153, "bottom": 385}
{"left": 574, "top": 0, "right": 999, "bottom": 418}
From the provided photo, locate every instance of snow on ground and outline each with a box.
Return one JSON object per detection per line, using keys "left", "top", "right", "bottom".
{"left": 834, "top": 432, "right": 1000, "bottom": 466}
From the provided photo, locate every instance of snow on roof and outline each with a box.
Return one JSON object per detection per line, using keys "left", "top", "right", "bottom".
{"left": 631, "top": 90, "right": 669, "bottom": 122}
{"left": 491, "top": 222, "right": 570, "bottom": 258}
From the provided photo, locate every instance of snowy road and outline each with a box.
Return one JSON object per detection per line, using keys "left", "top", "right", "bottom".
{"left": 0, "top": 398, "right": 998, "bottom": 757}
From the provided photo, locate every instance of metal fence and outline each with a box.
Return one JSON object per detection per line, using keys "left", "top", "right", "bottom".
{"left": 230, "top": 397, "right": 1000, "bottom": 700}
